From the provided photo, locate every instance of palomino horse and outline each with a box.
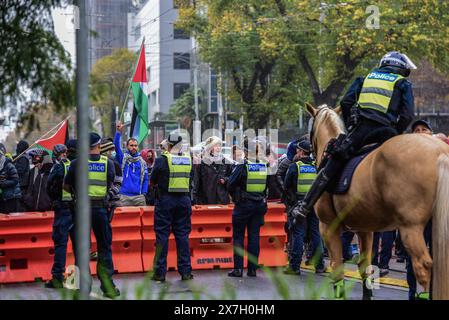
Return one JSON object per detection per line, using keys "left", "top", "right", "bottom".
{"left": 306, "top": 103, "right": 449, "bottom": 300}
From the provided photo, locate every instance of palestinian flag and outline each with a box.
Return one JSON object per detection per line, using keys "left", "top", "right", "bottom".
{"left": 35, "top": 119, "right": 69, "bottom": 155}
{"left": 129, "top": 40, "right": 149, "bottom": 146}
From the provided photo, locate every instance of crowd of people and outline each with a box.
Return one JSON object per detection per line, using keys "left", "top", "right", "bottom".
{"left": 0, "top": 117, "right": 443, "bottom": 299}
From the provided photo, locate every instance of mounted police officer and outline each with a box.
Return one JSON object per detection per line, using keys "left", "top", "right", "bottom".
{"left": 291, "top": 51, "right": 416, "bottom": 223}
{"left": 150, "top": 133, "right": 194, "bottom": 282}
{"left": 45, "top": 144, "right": 74, "bottom": 288}
{"left": 227, "top": 138, "right": 269, "bottom": 277}
{"left": 64, "top": 133, "right": 120, "bottom": 298}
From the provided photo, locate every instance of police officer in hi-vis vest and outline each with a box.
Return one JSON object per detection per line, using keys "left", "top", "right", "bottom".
{"left": 45, "top": 144, "right": 74, "bottom": 288}
{"left": 283, "top": 140, "right": 325, "bottom": 275}
{"left": 64, "top": 133, "right": 120, "bottom": 298}
{"left": 227, "top": 139, "right": 269, "bottom": 278}
{"left": 150, "top": 133, "right": 194, "bottom": 282}
{"left": 291, "top": 51, "right": 416, "bottom": 224}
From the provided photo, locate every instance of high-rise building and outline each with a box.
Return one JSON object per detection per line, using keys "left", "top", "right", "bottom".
{"left": 128, "top": 0, "right": 192, "bottom": 120}
{"left": 87, "top": 0, "right": 130, "bottom": 71}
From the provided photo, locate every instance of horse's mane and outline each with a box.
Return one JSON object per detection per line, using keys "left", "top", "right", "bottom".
{"left": 315, "top": 104, "right": 346, "bottom": 135}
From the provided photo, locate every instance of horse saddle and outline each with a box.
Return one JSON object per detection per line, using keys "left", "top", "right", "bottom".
{"left": 328, "top": 143, "right": 380, "bottom": 195}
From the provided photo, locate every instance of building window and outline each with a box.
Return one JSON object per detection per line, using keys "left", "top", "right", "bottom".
{"left": 173, "top": 53, "right": 190, "bottom": 69}
{"left": 174, "top": 83, "right": 190, "bottom": 99}
{"left": 147, "top": 66, "right": 151, "bottom": 82}
{"left": 174, "top": 27, "right": 189, "bottom": 39}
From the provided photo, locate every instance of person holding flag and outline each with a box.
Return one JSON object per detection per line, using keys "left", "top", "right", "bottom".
{"left": 114, "top": 122, "right": 148, "bottom": 206}
{"left": 114, "top": 39, "right": 149, "bottom": 207}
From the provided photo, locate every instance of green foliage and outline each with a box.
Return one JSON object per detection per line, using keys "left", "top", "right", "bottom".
{"left": 89, "top": 48, "right": 135, "bottom": 136}
{"left": 178, "top": 0, "right": 449, "bottom": 128}
{"left": 165, "top": 89, "right": 212, "bottom": 136}
{"left": 0, "top": 0, "right": 73, "bottom": 109}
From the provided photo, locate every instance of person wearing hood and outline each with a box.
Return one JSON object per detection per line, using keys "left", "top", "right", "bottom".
{"left": 141, "top": 148, "right": 157, "bottom": 205}
{"left": 114, "top": 121, "right": 148, "bottom": 206}
{"left": 23, "top": 149, "right": 53, "bottom": 211}
{"left": 13, "top": 140, "right": 31, "bottom": 197}
{"left": 192, "top": 136, "right": 232, "bottom": 205}
{"left": 0, "top": 143, "right": 21, "bottom": 213}
{"left": 101, "top": 138, "right": 123, "bottom": 213}
{"left": 275, "top": 137, "right": 307, "bottom": 197}
{"left": 66, "top": 139, "right": 77, "bottom": 161}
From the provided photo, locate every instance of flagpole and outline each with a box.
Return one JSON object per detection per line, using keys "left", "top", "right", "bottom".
{"left": 12, "top": 116, "right": 71, "bottom": 162}
{"left": 119, "top": 37, "right": 145, "bottom": 123}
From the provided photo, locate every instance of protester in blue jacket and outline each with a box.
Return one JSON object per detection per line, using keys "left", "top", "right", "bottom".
{"left": 114, "top": 121, "right": 148, "bottom": 206}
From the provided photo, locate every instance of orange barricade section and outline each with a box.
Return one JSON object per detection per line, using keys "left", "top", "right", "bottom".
{"left": 143, "top": 203, "right": 287, "bottom": 271}
{"left": 0, "top": 212, "right": 54, "bottom": 283}
{"left": 66, "top": 207, "right": 144, "bottom": 274}
{"left": 0, "top": 202, "right": 287, "bottom": 283}
{"left": 190, "top": 205, "right": 234, "bottom": 270}
{"left": 110, "top": 207, "right": 143, "bottom": 273}
{"left": 259, "top": 202, "right": 288, "bottom": 267}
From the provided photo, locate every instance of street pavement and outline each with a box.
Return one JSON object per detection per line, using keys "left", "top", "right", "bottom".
{"left": 0, "top": 261, "right": 408, "bottom": 300}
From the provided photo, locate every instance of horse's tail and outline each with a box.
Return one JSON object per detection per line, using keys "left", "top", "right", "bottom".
{"left": 432, "top": 153, "right": 449, "bottom": 299}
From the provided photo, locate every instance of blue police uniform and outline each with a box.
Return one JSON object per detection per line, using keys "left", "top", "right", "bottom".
{"left": 227, "top": 160, "right": 269, "bottom": 277}
{"left": 284, "top": 157, "right": 324, "bottom": 273}
{"left": 149, "top": 151, "right": 194, "bottom": 281}
{"left": 45, "top": 159, "right": 75, "bottom": 287}
{"left": 372, "top": 231, "right": 395, "bottom": 271}
{"left": 64, "top": 153, "right": 117, "bottom": 295}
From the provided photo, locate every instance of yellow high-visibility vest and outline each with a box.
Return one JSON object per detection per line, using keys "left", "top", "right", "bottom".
{"left": 88, "top": 155, "right": 108, "bottom": 200}
{"left": 164, "top": 153, "right": 192, "bottom": 193}
{"left": 62, "top": 159, "right": 72, "bottom": 202}
{"left": 358, "top": 71, "right": 404, "bottom": 113}
{"left": 296, "top": 161, "right": 317, "bottom": 196}
{"left": 246, "top": 161, "right": 268, "bottom": 193}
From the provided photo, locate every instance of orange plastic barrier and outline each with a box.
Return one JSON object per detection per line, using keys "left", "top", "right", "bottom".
{"left": 142, "top": 203, "right": 287, "bottom": 272}
{"left": 66, "top": 207, "right": 144, "bottom": 274}
{"left": 259, "top": 203, "right": 288, "bottom": 267}
{"left": 110, "top": 207, "right": 144, "bottom": 273}
{"left": 0, "top": 212, "right": 54, "bottom": 283}
{"left": 189, "top": 205, "right": 234, "bottom": 270}
{"left": 1, "top": 202, "right": 287, "bottom": 283}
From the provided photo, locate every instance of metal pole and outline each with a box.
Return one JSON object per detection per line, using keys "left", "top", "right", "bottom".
{"left": 193, "top": 64, "right": 201, "bottom": 145}
{"left": 194, "top": 67, "right": 199, "bottom": 121}
{"left": 75, "top": 0, "right": 91, "bottom": 300}
{"left": 110, "top": 79, "right": 116, "bottom": 137}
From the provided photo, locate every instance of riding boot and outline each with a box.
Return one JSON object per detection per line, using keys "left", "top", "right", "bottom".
{"left": 290, "top": 160, "right": 341, "bottom": 224}
{"left": 362, "top": 278, "right": 374, "bottom": 300}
